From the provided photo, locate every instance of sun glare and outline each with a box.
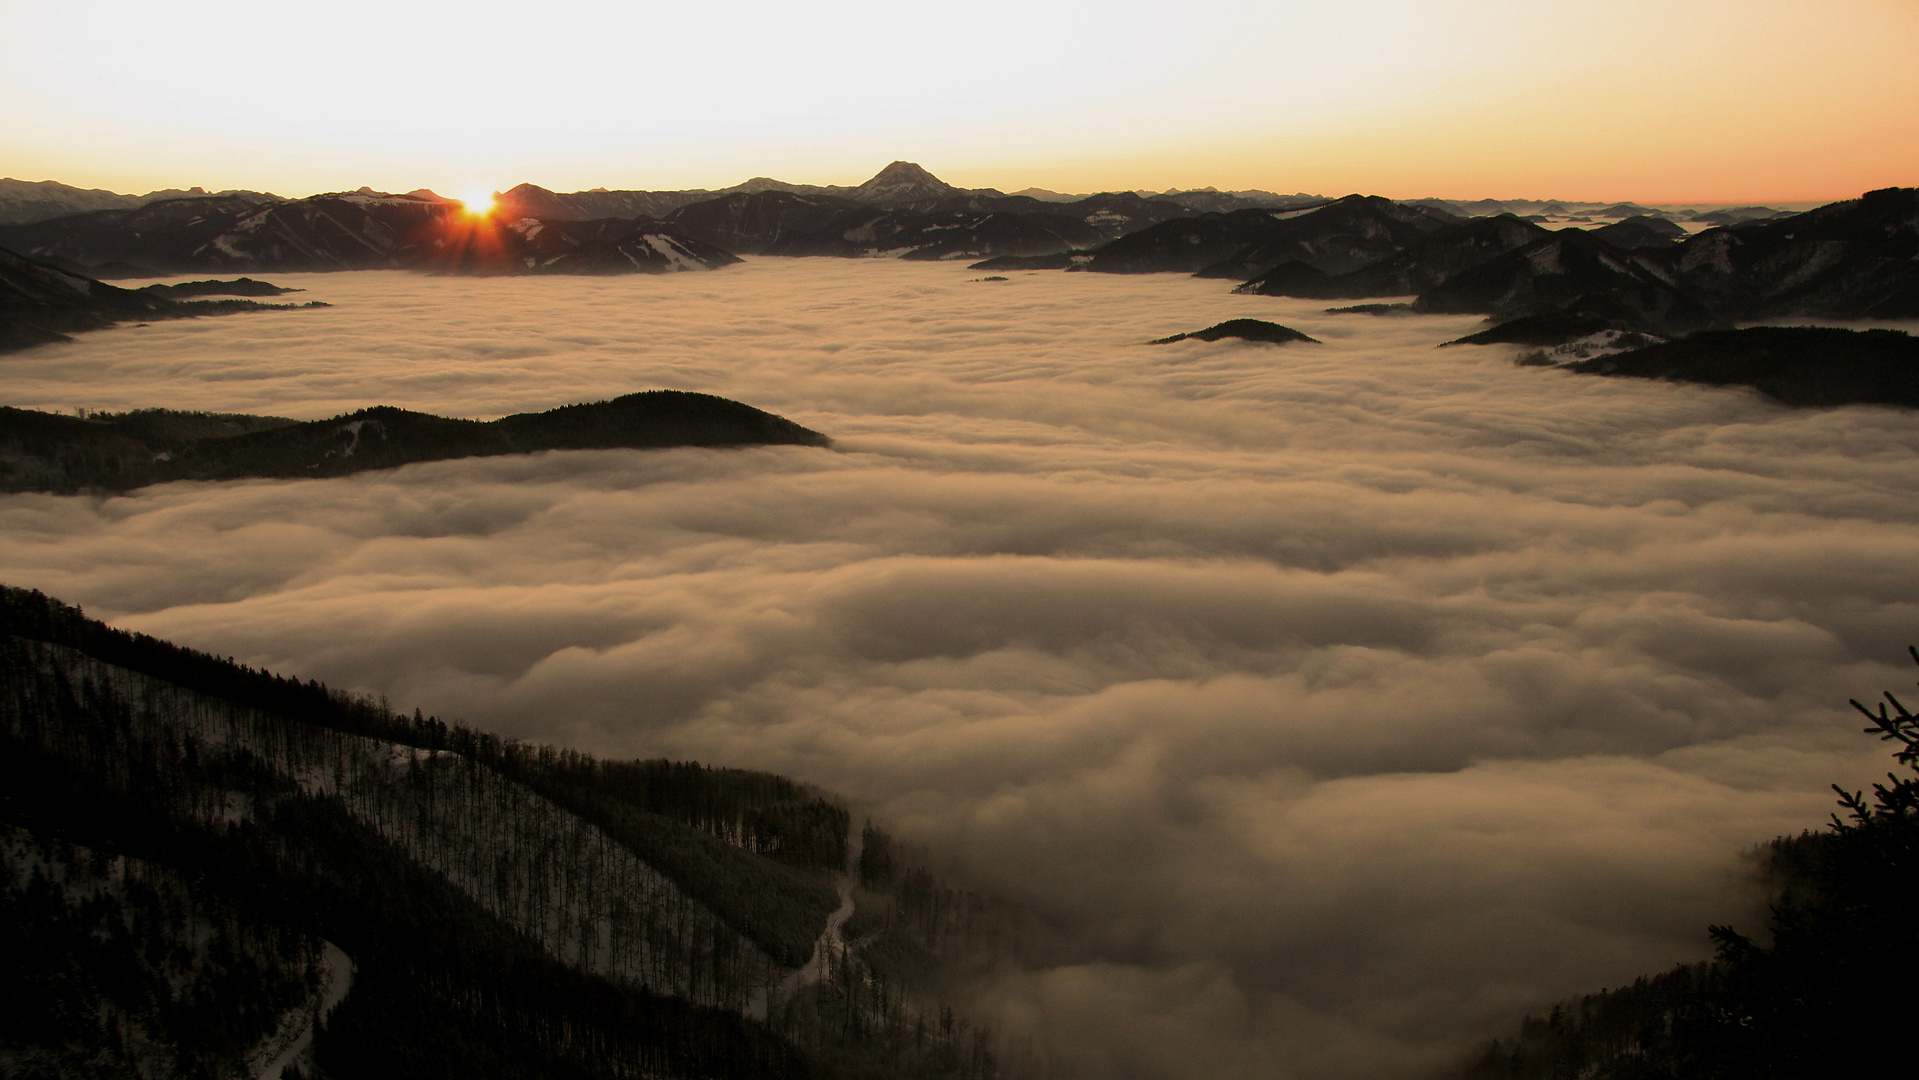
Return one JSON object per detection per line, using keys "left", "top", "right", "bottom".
{"left": 460, "top": 189, "right": 496, "bottom": 217}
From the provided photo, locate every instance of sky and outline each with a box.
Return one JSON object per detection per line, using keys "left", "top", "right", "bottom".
{"left": 2, "top": 0, "right": 1914, "bottom": 202}
{"left": 5, "top": 261, "right": 1917, "bottom": 1077}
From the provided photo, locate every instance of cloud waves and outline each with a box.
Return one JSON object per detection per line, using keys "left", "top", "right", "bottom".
{"left": 5, "top": 258, "right": 1917, "bottom": 1078}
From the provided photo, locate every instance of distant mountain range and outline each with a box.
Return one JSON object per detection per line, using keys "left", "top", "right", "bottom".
{"left": 4, "top": 167, "right": 1799, "bottom": 234}
{"left": 0, "top": 178, "right": 284, "bottom": 225}
{"left": 0, "top": 190, "right": 741, "bottom": 278}
{"left": 2, "top": 162, "right": 1301, "bottom": 233}
{"left": 981, "top": 186, "right": 1916, "bottom": 343}
{"left": 0, "top": 162, "right": 1251, "bottom": 279}
{"left": 5, "top": 162, "right": 1911, "bottom": 370}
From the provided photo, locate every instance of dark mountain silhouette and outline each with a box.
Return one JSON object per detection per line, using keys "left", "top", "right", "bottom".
{"left": 0, "top": 390, "right": 830, "bottom": 493}
{"left": 852, "top": 160, "right": 965, "bottom": 205}
{"left": 1192, "top": 194, "right": 1460, "bottom": 279}
{"left": 644, "top": 165, "right": 1254, "bottom": 222}
{"left": 1441, "top": 312, "right": 1646, "bottom": 348}
{"left": 494, "top": 162, "right": 1003, "bottom": 222}
{"left": 0, "top": 191, "right": 742, "bottom": 277}
{"left": 965, "top": 251, "right": 1090, "bottom": 271}
{"left": 1235, "top": 191, "right": 1914, "bottom": 344}
{"left": 1138, "top": 187, "right": 1327, "bottom": 213}
{"left": 7, "top": 164, "right": 1143, "bottom": 274}
{"left": 190, "top": 192, "right": 459, "bottom": 271}
{"left": 759, "top": 205, "right": 1101, "bottom": 260}
{"left": 1592, "top": 215, "right": 1689, "bottom": 251}
{"left": 1057, "top": 191, "right": 1200, "bottom": 237}
{"left": 477, "top": 215, "right": 669, "bottom": 267}
{"left": 137, "top": 276, "right": 299, "bottom": 298}
{"left": 657, "top": 186, "right": 1186, "bottom": 256}
{"left": 972, "top": 195, "right": 1454, "bottom": 277}
{"left": 1684, "top": 205, "right": 1795, "bottom": 227}
{"left": 1237, "top": 214, "right": 1548, "bottom": 298}
{"left": 0, "top": 194, "right": 286, "bottom": 273}
{"left": 0, "top": 247, "right": 322, "bottom": 352}
{"left": 515, "top": 229, "right": 743, "bottom": 275}
{"left": 660, "top": 191, "right": 861, "bottom": 254}
{"left": 1148, "top": 319, "right": 1319, "bottom": 345}
{"left": 1666, "top": 186, "right": 1919, "bottom": 320}
{"left": 1, "top": 247, "right": 182, "bottom": 349}
{"left": 1407, "top": 198, "right": 1575, "bottom": 218}
{"left": 1296, "top": 190, "right": 1913, "bottom": 341}
{"left": 1031, "top": 208, "right": 1288, "bottom": 274}
{"left": 495, "top": 182, "right": 708, "bottom": 221}
{"left": 1411, "top": 229, "right": 1719, "bottom": 335}
{"left": 1027, "top": 208, "right": 1292, "bottom": 275}
{"left": 1562, "top": 326, "right": 1919, "bottom": 408}
{"left": 1208, "top": 196, "right": 1919, "bottom": 348}
{"left": 892, "top": 211, "right": 1102, "bottom": 261}
{"left": 1326, "top": 303, "right": 1414, "bottom": 316}
{"left": 897, "top": 190, "right": 1198, "bottom": 237}
{"left": 1592, "top": 202, "right": 1665, "bottom": 219}
{"left": 0, "top": 178, "right": 284, "bottom": 226}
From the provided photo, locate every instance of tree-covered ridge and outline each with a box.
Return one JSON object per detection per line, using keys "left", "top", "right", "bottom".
{"left": 0, "top": 390, "right": 832, "bottom": 494}
{"left": 0, "top": 584, "right": 1028, "bottom": 1079}
{"left": 1, "top": 244, "right": 325, "bottom": 353}
{"left": 1563, "top": 326, "right": 1919, "bottom": 410}
{"left": 1456, "top": 650, "right": 1919, "bottom": 1078}
{"left": 1, "top": 709, "right": 808, "bottom": 1080}
{"left": 0, "top": 586, "right": 847, "bottom": 959}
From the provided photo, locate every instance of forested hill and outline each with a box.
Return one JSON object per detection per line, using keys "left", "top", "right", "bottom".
{"left": 0, "top": 390, "right": 832, "bottom": 494}
{"left": 1449, "top": 652, "right": 1919, "bottom": 1078}
{"left": 0, "top": 585, "right": 1032, "bottom": 1080}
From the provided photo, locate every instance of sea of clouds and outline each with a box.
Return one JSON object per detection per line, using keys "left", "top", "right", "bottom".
{"left": 5, "top": 259, "right": 1918, "bottom": 1078}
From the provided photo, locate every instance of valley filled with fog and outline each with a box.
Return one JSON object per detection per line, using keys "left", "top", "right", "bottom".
{"left": 5, "top": 259, "right": 1917, "bottom": 1078}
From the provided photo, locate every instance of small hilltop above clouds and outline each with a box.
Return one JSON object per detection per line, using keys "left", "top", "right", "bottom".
{"left": 0, "top": 390, "right": 830, "bottom": 494}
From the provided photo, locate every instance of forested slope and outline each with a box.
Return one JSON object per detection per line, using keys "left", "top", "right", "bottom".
{"left": 1451, "top": 652, "right": 1919, "bottom": 1078}
{"left": 0, "top": 585, "right": 1026, "bottom": 1080}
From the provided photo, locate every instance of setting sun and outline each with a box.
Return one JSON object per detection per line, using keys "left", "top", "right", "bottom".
{"left": 460, "top": 188, "right": 496, "bottom": 216}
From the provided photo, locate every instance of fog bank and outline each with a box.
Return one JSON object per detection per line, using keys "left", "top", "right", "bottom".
{"left": 4, "top": 259, "right": 1916, "bottom": 1078}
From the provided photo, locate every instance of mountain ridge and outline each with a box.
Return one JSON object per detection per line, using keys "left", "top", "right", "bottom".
{"left": 0, "top": 391, "right": 832, "bottom": 493}
{"left": 1, "top": 245, "right": 323, "bottom": 352}
{"left": 1, "top": 583, "right": 1034, "bottom": 1079}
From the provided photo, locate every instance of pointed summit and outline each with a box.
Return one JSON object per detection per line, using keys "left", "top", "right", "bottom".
{"left": 852, "top": 161, "right": 962, "bottom": 204}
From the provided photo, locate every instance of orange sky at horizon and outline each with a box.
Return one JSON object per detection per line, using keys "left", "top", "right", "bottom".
{"left": 1, "top": 0, "right": 1913, "bottom": 205}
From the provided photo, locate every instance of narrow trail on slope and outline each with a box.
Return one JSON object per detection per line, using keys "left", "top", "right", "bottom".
{"left": 769, "top": 810, "right": 864, "bottom": 1010}
{"left": 251, "top": 940, "right": 354, "bottom": 1080}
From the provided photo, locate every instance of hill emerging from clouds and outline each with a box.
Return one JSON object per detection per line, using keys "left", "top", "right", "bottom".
{"left": 0, "top": 391, "right": 831, "bottom": 494}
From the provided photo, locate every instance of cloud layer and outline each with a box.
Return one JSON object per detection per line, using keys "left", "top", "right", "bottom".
{"left": 5, "top": 259, "right": 1918, "bottom": 1078}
